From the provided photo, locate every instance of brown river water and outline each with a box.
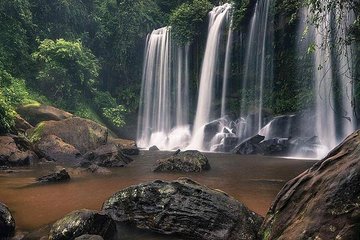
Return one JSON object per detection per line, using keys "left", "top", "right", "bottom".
{"left": 0, "top": 151, "right": 316, "bottom": 239}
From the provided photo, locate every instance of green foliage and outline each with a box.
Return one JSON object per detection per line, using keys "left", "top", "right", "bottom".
{"left": 94, "top": 91, "right": 127, "bottom": 127}
{"left": 170, "top": 0, "right": 213, "bottom": 44}
{"left": 32, "top": 39, "right": 100, "bottom": 108}
{"left": 232, "top": 0, "right": 250, "bottom": 30}
{"left": 0, "top": 0, "right": 34, "bottom": 78}
{"left": 0, "top": 91, "right": 15, "bottom": 134}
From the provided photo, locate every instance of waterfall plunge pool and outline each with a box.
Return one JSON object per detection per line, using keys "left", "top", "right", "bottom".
{"left": 0, "top": 151, "right": 316, "bottom": 239}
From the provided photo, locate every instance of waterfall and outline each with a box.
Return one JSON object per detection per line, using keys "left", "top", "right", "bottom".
{"left": 239, "top": 0, "right": 273, "bottom": 138}
{"left": 188, "top": 3, "right": 233, "bottom": 150}
{"left": 294, "top": 7, "right": 356, "bottom": 158}
{"left": 137, "top": 27, "right": 191, "bottom": 150}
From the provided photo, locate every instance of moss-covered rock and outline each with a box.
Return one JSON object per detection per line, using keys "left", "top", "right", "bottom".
{"left": 28, "top": 117, "right": 108, "bottom": 154}
{"left": 17, "top": 104, "right": 73, "bottom": 126}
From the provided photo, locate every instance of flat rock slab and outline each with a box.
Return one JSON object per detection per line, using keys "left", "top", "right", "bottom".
{"left": 102, "top": 178, "right": 263, "bottom": 240}
{"left": 49, "top": 209, "right": 115, "bottom": 240}
{"left": 153, "top": 150, "right": 210, "bottom": 172}
{"left": 260, "top": 130, "right": 360, "bottom": 239}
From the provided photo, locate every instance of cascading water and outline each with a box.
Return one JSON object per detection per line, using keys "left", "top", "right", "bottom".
{"left": 239, "top": 0, "right": 273, "bottom": 139}
{"left": 137, "top": 27, "right": 191, "bottom": 150}
{"left": 188, "top": 3, "right": 233, "bottom": 150}
{"left": 293, "top": 7, "right": 357, "bottom": 158}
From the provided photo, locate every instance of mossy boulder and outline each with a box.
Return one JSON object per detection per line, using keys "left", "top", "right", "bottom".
{"left": 153, "top": 150, "right": 210, "bottom": 172}
{"left": 28, "top": 117, "right": 108, "bottom": 154}
{"left": 260, "top": 130, "right": 360, "bottom": 239}
{"left": 17, "top": 104, "right": 73, "bottom": 126}
{"left": 103, "top": 178, "right": 263, "bottom": 240}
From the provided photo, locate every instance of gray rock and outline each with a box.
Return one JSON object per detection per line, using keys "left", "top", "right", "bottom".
{"left": 82, "top": 144, "right": 133, "bottom": 168}
{"left": 149, "top": 145, "right": 159, "bottom": 151}
{"left": 49, "top": 209, "right": 116, "bottom": 240}
{"left": 232, "top": 134, "right": 265, "bottom": 155}
{"left": 103, "top": 178, "right": 263, "bottom": 240}
{"left": 37, "top": 169, "right": 70, "bottom": 183}
{"left": 260, "top": 130, "right": 360, "bottom": 239}
{"left": 0, "top": 202, "right": 15, "bottom": 238}
{"left": 153, "top": 150, "right": 210, "bottom": 172}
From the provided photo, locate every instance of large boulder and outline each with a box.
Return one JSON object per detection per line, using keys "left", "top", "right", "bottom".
{"left": 82, "top": 144, "right": 133, "bottom": 168}
{"left": 36, "top": 169, "right": 71, "bottom": 184}
{"left": 102, "top": 178, "right": 263, "bottom": 240}
{"left": 14, "top": 114, "right": 33, "bottom": 133}
{"left": 108, "top": 138, "right": 139, "bottom": 155}
{"left": 17, "top": 104, "right": 73, "bottom": 126}
{"left": 258, "top": 138, "right": 290, "bottom": 156}
{"left": 28, "top": 117, "right": 108, "bottom": 154}
{"left": 0, "top": 202, "right": 15, "bottom": 238}
{"left": 260, "top": 130, "right": 360, "bottom": 239}
{"left": 49, "top": 209, "right": 116, "bottom": 240}
{"left": 0, "top": 136, "right": 38, "bottom": 166}
{"left": 232, "top": 134, "right": 265, "bottom": 155}
{"left": 35, "top": 135, "right": 82, "bottom": 164}
{"left": 153, "top": 150, "right": 210, "bottom": 172}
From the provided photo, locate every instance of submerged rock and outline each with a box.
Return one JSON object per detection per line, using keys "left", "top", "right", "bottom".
{"left": 37, "top": 169, "right": 70, "bottom": 183}
{"left": 82, "top": 144, "right": 133, "bottom": 168}
{"left": 0, "top": 136, "right": 38, "bottom": 166}
{"left": 102, "top": 178, "right": 263, "bottom": 240}
{"left": 0, "top": 202, "right": 15, "bottom": 238}
{"left": 260, "top": 130, "right": 360, "bottom": 239}
{"left": 232, "top": 134, "right": 265, "bottom": 155}
{"left": 49, "top": 209, "right": 116, "bottom": 240}
{"left": 27, "top": 117, "right": 108, "bottom": 154}
{"left": 17, "top": 104, "right": 73, "bottom": 126}
{"left": 153, "top": 150, "right": 210, "bottom": 172}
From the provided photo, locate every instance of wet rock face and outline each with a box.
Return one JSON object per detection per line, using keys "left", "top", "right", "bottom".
{"left": 260, "top": 130, "right": 360, "bottom": 240}
{"left": 102, "top": 178, "right": 263, "bottom": 240}
{"left": 36, "top": 169, "right": 71, "bottom": 183}
{"left": 49, "top": 210, "right": 116, "bottom": 240}
{"left": 153, "top": 150, "right": 210, "bottom": 172}
{"left": 0, "top": 202, "right": 15, "bottom": 238}
{"left": 82, "top": 144, "right": 133, "bottom": 168}
{"left": 0, "top": 136, "right": 38, "bottom": 166}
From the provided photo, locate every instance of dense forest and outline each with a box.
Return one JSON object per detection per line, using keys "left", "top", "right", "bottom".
{"left": 0, "top": 0, "right": 359, "bottom": 137}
